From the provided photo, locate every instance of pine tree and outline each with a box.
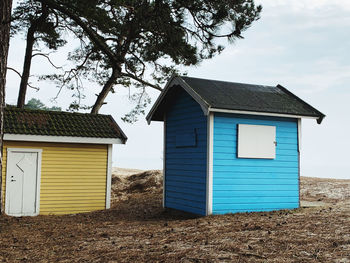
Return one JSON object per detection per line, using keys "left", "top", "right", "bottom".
{"left": 0, "top": 0, "right": 13, "bottom": 213}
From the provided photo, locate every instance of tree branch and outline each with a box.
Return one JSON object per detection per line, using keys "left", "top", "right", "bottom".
{"left": 7, "top": 67, "right": 39, "bottom": 90}
{"left": 121, "top": 72, "right": 162, "bottom": 91}
{"left": 32, "top": 52, "right": 63, "bottom": 69}
{"left": 37, "top": 0, "right": 120, "bottom": 67}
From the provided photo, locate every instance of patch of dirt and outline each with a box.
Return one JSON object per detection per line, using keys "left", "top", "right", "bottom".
{"left": 301, "top": 176, "right": 350, "bottom": 205}
{"left": 111, "top": 169, "right": 162, "bottom": 207}
{"left": 0, "top": 170, "right": 350, "bottom": 262}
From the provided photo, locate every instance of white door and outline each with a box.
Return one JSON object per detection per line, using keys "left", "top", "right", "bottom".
{"left": 5, "top": 149, "right": 42, "bottom": 216}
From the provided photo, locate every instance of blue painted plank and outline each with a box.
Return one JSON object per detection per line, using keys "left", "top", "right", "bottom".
{"left": 214, "top": 112, "right": 297, "bottom": 122}
{"left": 167, "top": 119, "right": 207, "bottom": 128}
{"left": 167, "top": 126, "right": 207, "bottom": 133}
{"left": 214, "top": 116, "right": 297, "bottom": 126}
{"left": 213, "top": 184, "right": 298, "bottom": 191}
{"left": 167, "top": 146, "right": 206, "bottom": 154}
{"left": 214, "top": 121, "right": 296, "bottom": 129}
{"left": 166, "top": 176, "right": 206, "bottom": 184}
{"left": 166, "top": 196, "right": 205, "bottom": 208}
{"left": 214, "top": 153, "right": 298, "bottom": 162}
{"left": 167, "top": 147, "right": 207, "bottom": 154}
{"left": 168, "top": 113, "right": 205, "bottom": 121}
{"left": 213, "top": 166, "right": 298, "bottom": 173}
{"left": 166, "top": 181, "right": 206, "bottom": 190}
{"left": 213, "top": 190, "right": 298, "bottom": 198}
{"left": 168, "top": 133, "right": 207, "bottom": 142}
{"left": 213, "top": 136, "right": 297, "bottom": 145}
{"left": 166, "top": 153, "right": 207, "bottom": 159}
{"left": 214, "top": 159, "right": 298, "bottom": 167}
{"left": 212, "top": 172, "right": 298, "bottom": 179}
{"left": 165, "top": 201, "right": 206, "bottom": 215}
{"left": 166, "top": 169, "right": 206, "bottom": 176}
{"left": 276, "top": 149, "right": 299, "bottom": 156}
{"left": 214, "top": 127, "right": 297, "bottom": 136}
{"left": 213, "top": 178, "right": 297, "bottom": 185}
{"left": 166, "top": 158, "right": 206, "bottom": 165}
{"left": 167, "top": 163, "right": 207, "bottom": 170}
{"left": 166, "top": 191, "right": 206, "bottom": 200}
{"left": 213, "top": 207, "right": 298, "bottom": 215}
{"left": 213, "top": 196, "right": 299, "bottom": 204}
{"left": 213, "top": 202, "right": 299, "bottom": 210}
{"left": 166, "top": 171, "right": 207, "bottom": 178}
{"left": 166, "top": 185, "right": 206, "bottom": 196}
{"left": 214, "top": 140, "right": 297, "bottom": 150}
{"left": 214, "top": 147, "right": 298, "bottom": 156}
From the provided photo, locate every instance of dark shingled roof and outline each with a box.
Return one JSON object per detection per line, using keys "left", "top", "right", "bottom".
{"left": 147, "top": 76, "right": 325, "bottom": 123}
{"left": 4, "top": 106, "right": 127, "bottom": 142}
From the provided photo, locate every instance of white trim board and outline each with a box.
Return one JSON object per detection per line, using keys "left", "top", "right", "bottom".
{"left": 105, "top": 144, "right": 113, "bottom": 209}
{"left": 209, "top": 108, "right": 318, "bottom": 120}
{"left": 4, "top": 134, "right": 123, "bottom": 145}
{"left": 162, "top": 114, "right": 167, "bottom": 208}
{"left": 5, "top": 148, "right": 42, "bottom": 216}
{"left": 206, "top": 113, "right": 214, "bottom": 215}
{"left": 297, "top": 119, "right": 302, "bottom": 152}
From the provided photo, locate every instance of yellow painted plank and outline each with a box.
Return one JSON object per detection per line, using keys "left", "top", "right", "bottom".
{"left": 40, "top": 205, "right": 105, "bottom": 209}
{"left": 40, "top": 202, "right": 104, "bottom": 206}
{"left": 40, "top": 171, "right": 107, "bottom": 175}
{"left": 40, "top": 189, "right": 106, "bottom": 193}
{"left": 41, "top": 179, "right": 107, "bottom": 183}
{"left": 40, "top": 205, "right": 105, "bottom": 210}
{"left": 41, "top": 166, "right": 106, "bottom": 170}
{"left": 40, "top": 208, "right": 103, "bottom": 215}
{"left": 40, "top": 195, "right": 105, "bottom": 201}
{"left": 40, "top": 175, "right": 107, "bottom": 179}
{"left": 42, "top": 157, "right": 107, "bottom": 162}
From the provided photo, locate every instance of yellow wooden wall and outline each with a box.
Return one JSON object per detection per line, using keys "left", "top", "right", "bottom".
{"left": 1, "top": 141, "right": 108, "bottom": 215}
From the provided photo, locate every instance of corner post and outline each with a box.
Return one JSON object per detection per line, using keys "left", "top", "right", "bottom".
{"left": 297, "top": 119, "right": 302, "bottom": 208}
{"left": 163, "top": 114, "right": 167, "bottom": 208}
{"left": 206, "top": 112, "right": 214, "bottom": 215}
{"left": 106, "top": 144, "right": 113, "bottom": 209}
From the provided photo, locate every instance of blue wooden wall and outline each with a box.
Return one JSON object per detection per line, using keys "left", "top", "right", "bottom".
{"left": 165, "top": 89, "right": 207, "bottom": 215}
{"left": 212, "top": 113, "right": 299, "bottom": 214}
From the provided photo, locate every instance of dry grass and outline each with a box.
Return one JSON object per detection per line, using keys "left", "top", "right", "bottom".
{"left": 0, "top": 170, "right": 350, "bottom": 262}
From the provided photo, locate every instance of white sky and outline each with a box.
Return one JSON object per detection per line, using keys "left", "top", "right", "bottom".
{"left": 5, "top": 0, "right": 350, "bottom": 179}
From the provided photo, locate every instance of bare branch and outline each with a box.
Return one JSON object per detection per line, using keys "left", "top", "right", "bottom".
{"left": 6, "top": 67, "right": 40, "bottom": 90}
{"left": 32, "top": 52, "right": 63, "bottom": 69}
{"left": 121, "top": 72, "right": 162, "bottom": 91}
{"left": 6, "top": 66, "right": 21, "bottom": 78}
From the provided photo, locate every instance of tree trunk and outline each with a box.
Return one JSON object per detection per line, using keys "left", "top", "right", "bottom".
{"left": 0, "top": 0, "right": 13, "bottom": 213}
{"left": 17, "top": 3, "right": 48, "bottom": 108}
{"left": 91, "top": 68, "right": 120, "bottom": 114}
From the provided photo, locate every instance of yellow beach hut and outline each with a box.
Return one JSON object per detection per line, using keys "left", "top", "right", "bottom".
{"left": 1, "top": 106, "right": 127, "bottom": 216}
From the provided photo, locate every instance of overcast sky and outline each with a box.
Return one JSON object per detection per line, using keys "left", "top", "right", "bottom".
{"left": 6, "top": 0, "right": 350, "bottom": 179}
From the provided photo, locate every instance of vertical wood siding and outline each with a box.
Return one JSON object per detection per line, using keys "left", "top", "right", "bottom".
{"left": 165, "top": 89, "right": 207, "bottom": 215}
{"left": 212, "top": 113, "right": 299, "bottom": 214}
{"left": 2, "top": 141, "right": 107, "bottom": 215}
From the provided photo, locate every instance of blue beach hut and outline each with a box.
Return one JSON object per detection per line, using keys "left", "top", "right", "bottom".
{"left": 146, "top": 76, "right": 325, "bottom": 216}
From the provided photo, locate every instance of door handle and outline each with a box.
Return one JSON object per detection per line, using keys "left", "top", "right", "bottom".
{"left": 11, "top": 179, "right": 16, "bottom": 182}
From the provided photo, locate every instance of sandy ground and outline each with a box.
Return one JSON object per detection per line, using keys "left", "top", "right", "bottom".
{"left": 0, "top": 169, "right": 349, "bottom": 262}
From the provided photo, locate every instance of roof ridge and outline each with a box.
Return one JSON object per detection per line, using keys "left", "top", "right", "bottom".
{"left": 181, "top": 75, "right": 276, "bottom": 89}
{"left": 5, "top": 105, "right": 111, "bottom": 117}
